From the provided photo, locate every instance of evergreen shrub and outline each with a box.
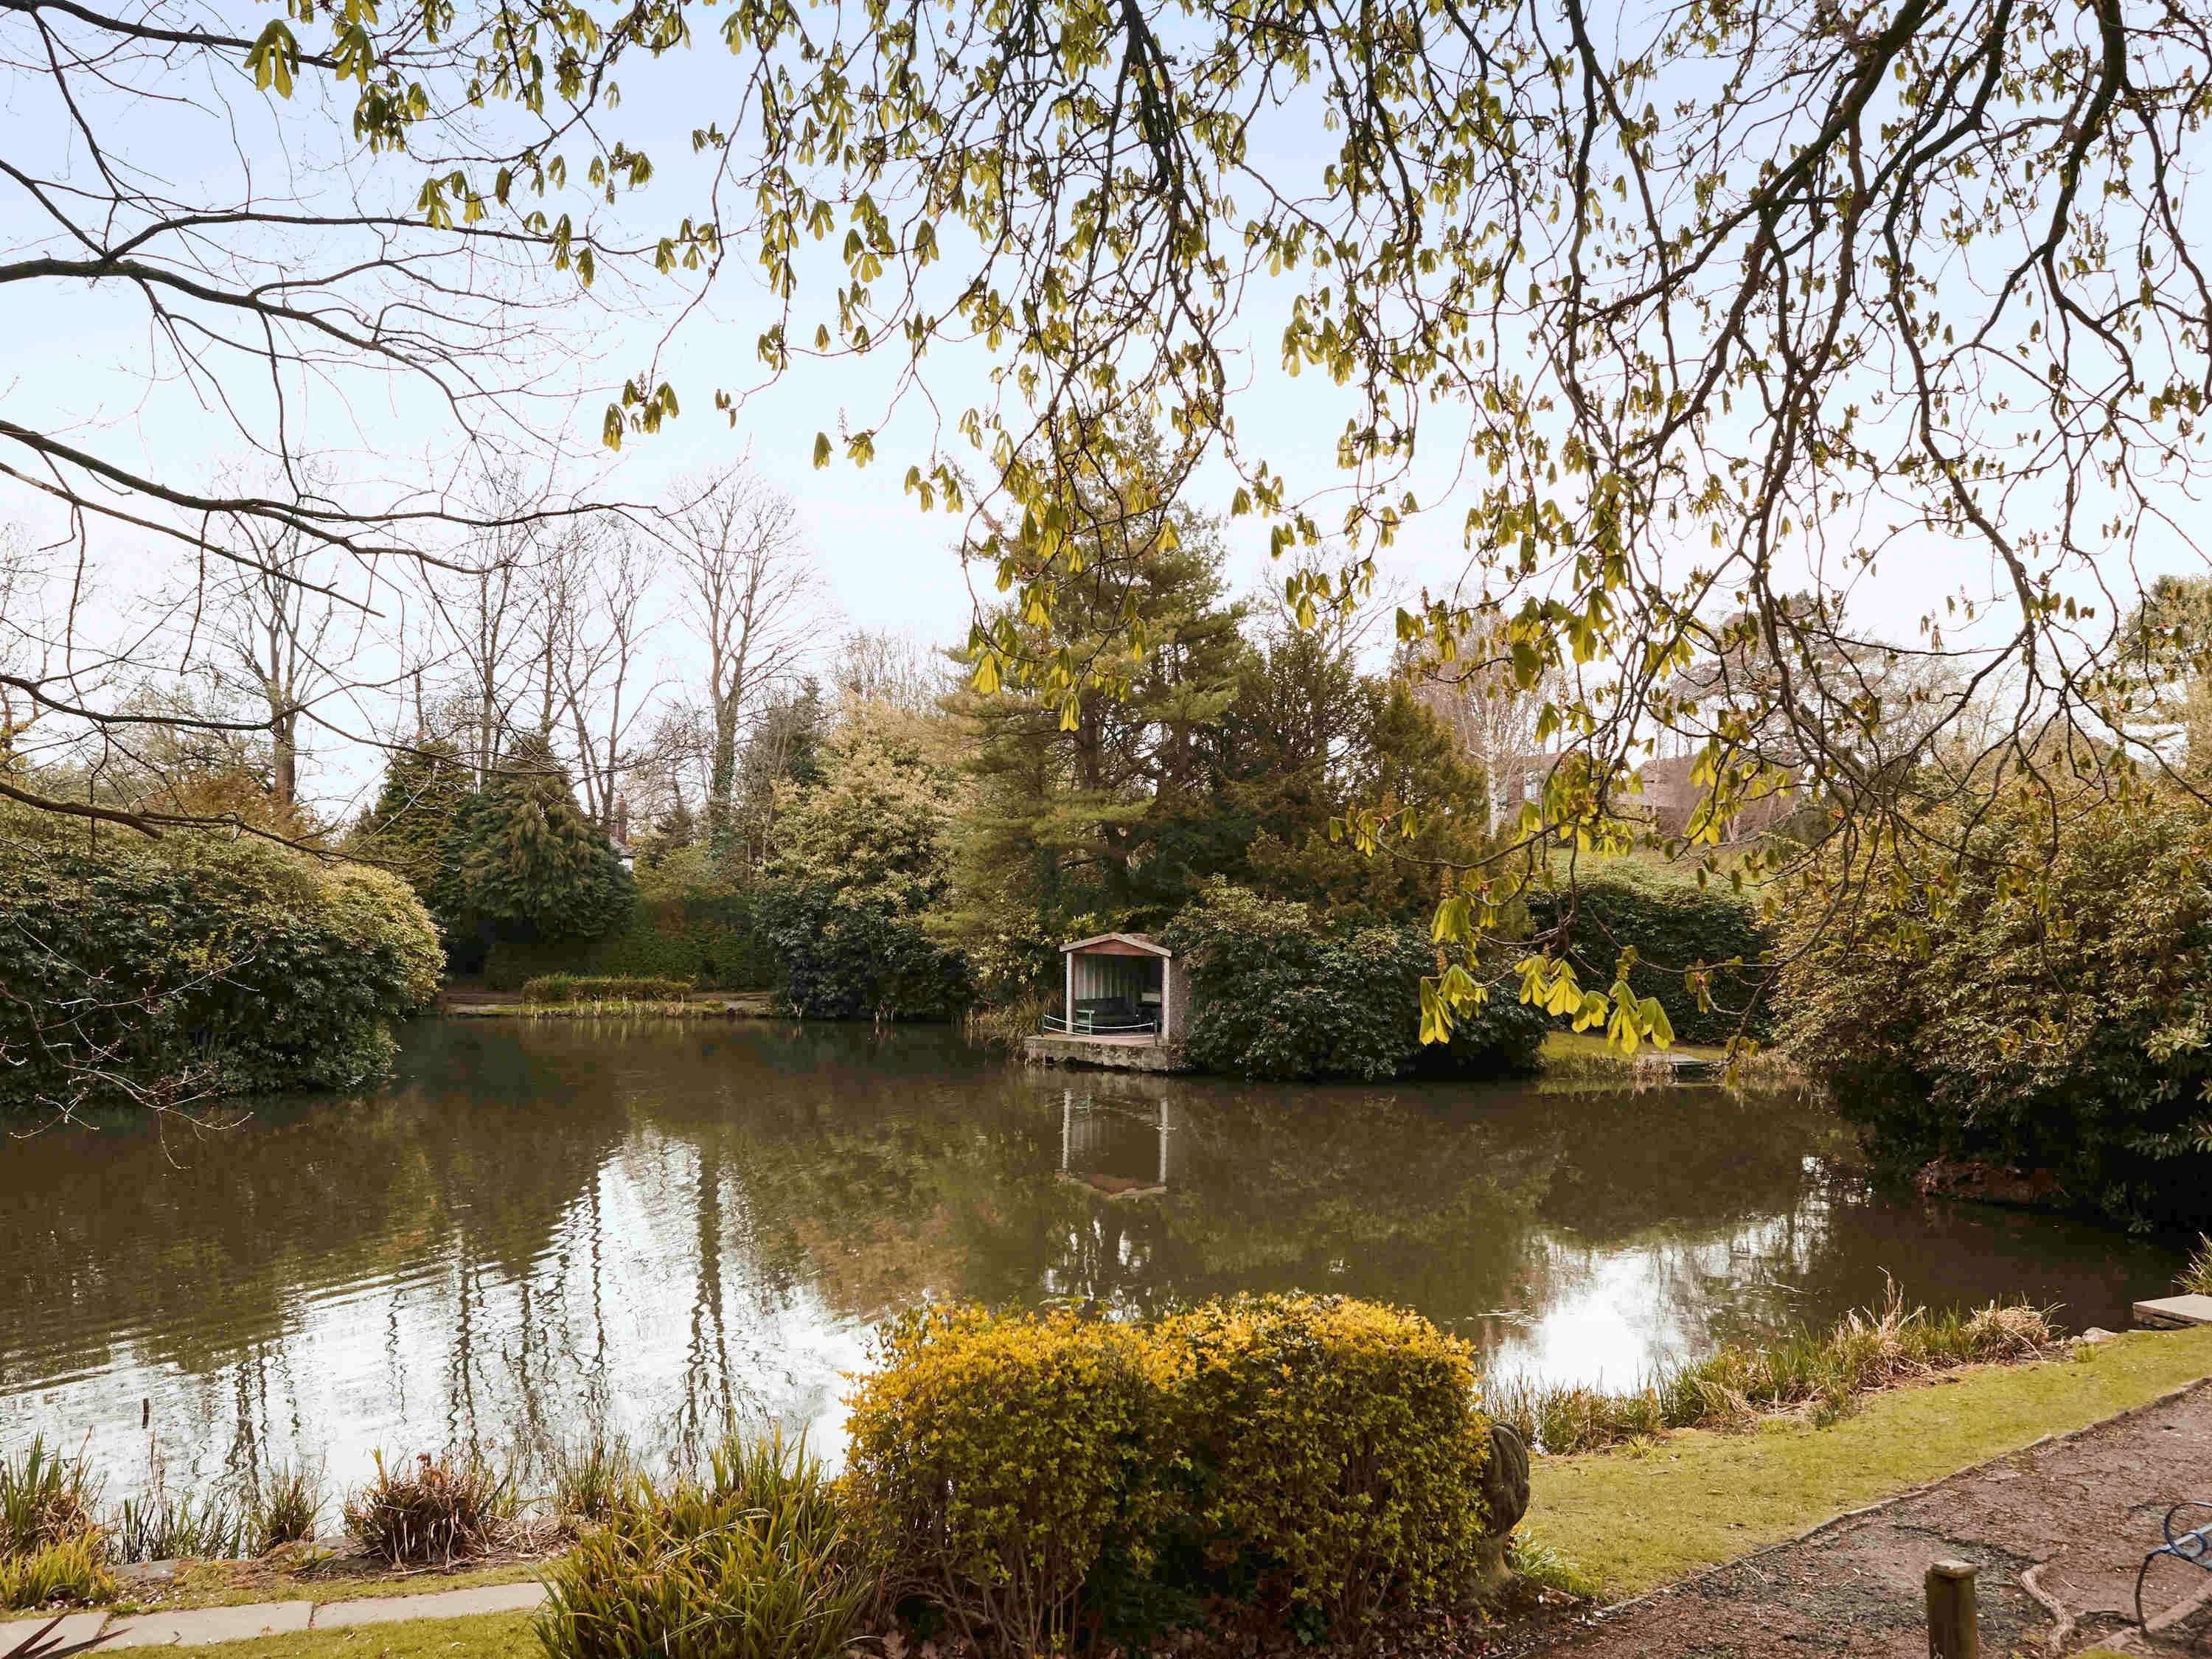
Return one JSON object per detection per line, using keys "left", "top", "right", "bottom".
{"left": 758, "top": 884, "right": 970, "bottom": 1021}
{"left": 1163, "top": 883, "right": 1545, "bottom": 1080}
{"left": 439, "top": 737, "right": 634, "bottom": 947}
{"left": 483, "top": 895, "right": 775, "bottom": 992}
{"left": 841, "top": 1295, "right": 1497, "bottom": 1654}
{"left": 1150, "top": 1295, "right": 1494, "bottom": 1632}
{"left": 1781, "top": 787, "right": 2212, "bottom": 1228}
{"left": 844, "top": 1307, "right": 1160, "bottom": 1655}
{"left": 0, "top": 815, "right": 440, "bottom": 1114}
{"left": 1525, "top": 863, "right": 1772, "bottom": 1046}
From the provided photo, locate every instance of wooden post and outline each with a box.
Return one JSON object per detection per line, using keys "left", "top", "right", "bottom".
{"left": 1925, "top": 1559, "right": 1978, "bottom": 1659}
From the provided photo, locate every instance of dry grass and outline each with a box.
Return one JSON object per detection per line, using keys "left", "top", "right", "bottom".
{"left": 2180, "top": 1236, "right": 2212, "bottom": 1296}
{"left": 342, "top": 1453, "right": 515, "bottom": 1568}
{"left": 1489, "top": 1286, "right": 2062, "bottom": 1455}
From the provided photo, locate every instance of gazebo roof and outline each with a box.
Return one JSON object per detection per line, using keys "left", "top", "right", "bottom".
{"left": 1060, "top": 931, "right": 1172, "bottom": 958}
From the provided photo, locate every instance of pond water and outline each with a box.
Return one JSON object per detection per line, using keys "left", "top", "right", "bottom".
{"left": 0, "top": 1018, "right": 2185, "bottom": 1500}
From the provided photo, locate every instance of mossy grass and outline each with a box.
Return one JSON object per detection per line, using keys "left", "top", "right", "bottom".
{"left": 1528, "top": 1324, "right": 2212, "bottom": 1597}
{"left": 111, "top": 1558, "right": 546, "bottom": 1614}
{"left": 507, "top": 999, "right": 726, "bottom": 1019}
{"left": 519, "top": 974, "right": 695, "bottom": 1004}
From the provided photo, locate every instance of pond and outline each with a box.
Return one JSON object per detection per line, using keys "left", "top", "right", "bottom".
{"left": 0, "top": 1018, "right": 2184, "bottom": 1500}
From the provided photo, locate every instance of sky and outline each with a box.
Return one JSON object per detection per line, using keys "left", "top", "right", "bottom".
{"left": 6, "top": 0, "right": 2208, "bottom": 818}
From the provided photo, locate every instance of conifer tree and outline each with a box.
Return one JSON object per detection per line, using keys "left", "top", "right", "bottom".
{"left": 352, "top": 737, "right": 473, "bottom": 912}
{"left": 939, "top": 417, "right": 1244, "bottom": 982}
{"left": 445, "top": 733, "right": 634, "bottom": 942}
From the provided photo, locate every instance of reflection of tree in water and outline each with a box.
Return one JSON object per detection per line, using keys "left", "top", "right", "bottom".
{"left": 1, "top": 1020, "right": 2183, "bottom": 1503}
{"left": 1512, "top": 1089, "right": 1850, "bottom": 1355}
{"left": 709, "top": 1068, "right": 1566, "bottom": 1338}
{"left": 0, "top": 1020, "right": 630, "bottom": 1488}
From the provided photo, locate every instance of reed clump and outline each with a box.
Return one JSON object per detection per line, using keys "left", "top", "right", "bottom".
{"left": 537, "top": 1432, "right": 871, "bottom": 1659}
{"left": 0, "top": 1440, "right": 114, "bottom": 1610}
{"left": 0, "top": 1536, "right": 116, "bottom": 1610}
{"left": 247, "top": 1462, "right": 324, "bottom": 1554}
{"left": 0, "top": 1440, "right": 100, "bottom": 1561}
{"left": 343, "top": 1451, "right": 515, "bottom": 1566}
{"left": 2180, "top": 1235, "right": 2212, "bottom": 1296}
{"left": 1488, "top": 1289, "right": 2061, "bottom": 1455}
{"left": 548, "top": 1433, "right": 641, "bottom": 1526}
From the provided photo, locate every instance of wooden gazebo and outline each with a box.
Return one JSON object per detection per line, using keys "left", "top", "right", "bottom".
{"left": 1046, "top": 932, "right": 1184, "bottom": 1043}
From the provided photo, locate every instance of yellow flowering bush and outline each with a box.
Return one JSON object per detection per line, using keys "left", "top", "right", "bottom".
{"left": 841, "top": 1306, "right": 1164, "bottom": 1655}
{"left": 841, "top": 1295, "right": 1496, "bottom": 1654}
{"left": 1152, "top": 1295, "right": 1493, "bottom": 1634}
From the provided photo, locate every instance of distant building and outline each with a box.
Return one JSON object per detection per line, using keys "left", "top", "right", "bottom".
{"left": 1485, "top": 752, "right": 1797, "bottom": 843}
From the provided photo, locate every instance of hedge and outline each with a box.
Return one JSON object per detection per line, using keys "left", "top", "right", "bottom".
{"left": 520, "top": 974, "right": 695, "bottom": 1004}
{"left": 1524, "top": 863, "right": 1772, "bottom": 1046}
{"left": 482, "top": 894, "right": 776, "bottom": 992}
{"left": 842, "top": 1295, "right": 1500, "bottom": 1653}
{"left": 0, "top": 815, "right": 441, "bottom": 1114}
{"left": 1162, "top": 883, "right": 1547, "bottom": 1081}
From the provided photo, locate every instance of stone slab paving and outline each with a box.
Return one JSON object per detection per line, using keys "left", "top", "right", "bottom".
{"left": 311, "top": 1583, "right": 546, "bottom": 1628}
{"left": 0, "top": 1581, "right": 546, "bottom": 1650}
{"left": 2135, "top": 1293, "right": 2212, "bottom": 1329}
{"left": 0, "top": 1611, "right": 108, "bottom": 1651}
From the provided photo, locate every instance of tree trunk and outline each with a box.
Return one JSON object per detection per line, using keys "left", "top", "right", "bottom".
{"left": 706, "top": 694, "right": 739, "bottom": 849}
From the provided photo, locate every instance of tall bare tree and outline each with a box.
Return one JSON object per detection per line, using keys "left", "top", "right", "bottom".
{"left": 552, "top": 524, "right": 666, "bottom": 833}
{"left": 664, "top": 470, "right": 822, "bottom": 849}
{"left": 832, "top": 628, "right": 946, "bottom": 715}
{"left": 1, "top": 0, "right": 684, "bottom": 836}
{"left": 198, "top": 502, "right": 351, "bottom": 810}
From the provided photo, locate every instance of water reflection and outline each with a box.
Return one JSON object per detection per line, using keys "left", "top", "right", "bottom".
{"left": 0, "top": 1020, "right": 2182, "bottom": 1500}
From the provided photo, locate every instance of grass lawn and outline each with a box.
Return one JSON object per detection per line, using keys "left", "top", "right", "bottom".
{"left": 116, "top": 1559, "right": 545, "bottom": 1613}
{"left": 175, "top": 1611, "right": 540, "bottom": 1657}
{"left": 1528, "top": 1324, "right": 2212, "bottom": 1596}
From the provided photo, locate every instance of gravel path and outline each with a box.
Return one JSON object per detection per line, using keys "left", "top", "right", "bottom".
{"left": 1534, "top": 1378, "right": 2212, "bottom": 1657}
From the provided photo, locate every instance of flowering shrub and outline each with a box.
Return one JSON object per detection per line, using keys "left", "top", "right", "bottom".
{"left": 842, "top": 1307, "right": 1161, "bottom": 1654}
{"left": 840, "top": 1295, "right": 1498, "bottom": 1654}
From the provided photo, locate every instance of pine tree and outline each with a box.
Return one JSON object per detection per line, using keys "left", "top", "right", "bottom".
{"left": 938, "top": 417, "right": 1245, "bottom": 983}
{"left": 445, "top": 733, "right": 634, "bottom": 941}
{"left": 352, "top": 737, "right": 473, "bottom": 911}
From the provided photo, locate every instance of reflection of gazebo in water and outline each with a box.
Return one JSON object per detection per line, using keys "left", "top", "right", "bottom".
{"left": 1059, "top": 1090, "right": 1175, "bottom": 1198}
